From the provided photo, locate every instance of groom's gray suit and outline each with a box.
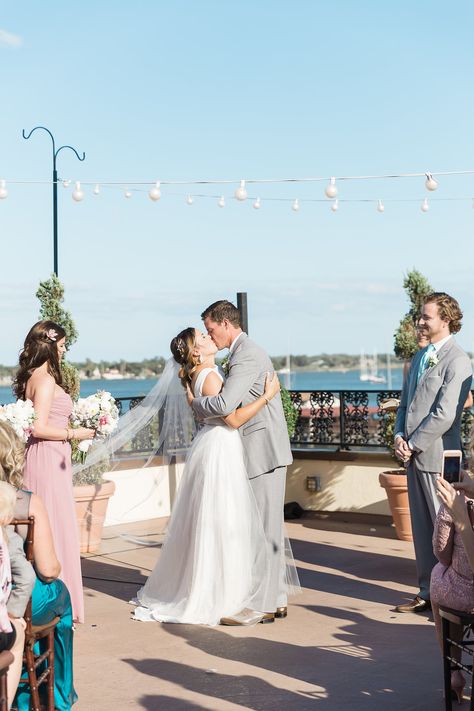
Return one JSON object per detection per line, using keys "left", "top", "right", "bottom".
{"left": 395, "top": 337, "right": 472, "bottom": 601}
{"left": 191, "top": 332, "right": 293, "bottom": 612}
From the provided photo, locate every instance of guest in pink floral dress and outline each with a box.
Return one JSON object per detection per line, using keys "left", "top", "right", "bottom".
{"left": 13, "top": 321, "right": 95, "bottom": 622}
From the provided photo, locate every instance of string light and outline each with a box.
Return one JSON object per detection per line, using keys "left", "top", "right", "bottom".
{"left": 425, "top": 172, "right": 438, "bottom": 191}
{"left": 325, "top": 177, "right": 337, "bottom": 199}
{"left": 148, "top": 181, "right": 161, "bottom": 201}
{"left": 218, "top": 195, "right": 225, "bottom": 208}
{"left": 124, "top": 188, "right": 133, "bottom": 199}
{"left": 186, "top": 195, "right": 194, "bottom": 205}
{"left": 234, "top": 180, "right": 247, "bottom": 201}
{"left": 292, "top": 199, "right": 300, "bottom": 212}
{"left": 331, "top": 199, "right": 339, "bottom": 212}
{"left": 62, "top": 179, "right": 70, "bottom": 188}
{"left": 377, "top": 200, "right": 385, "bottom": 213}
{"left": 253, "top": 197, "right": 261, "bottom": 209}
{"left": 0, "top": 180, "right": 7, "bottom": 199}
{"left": 421, "top": 198, "right": 429, "bottom": 212}
{"left": 72, "top": 181, "right": 84, "bottom": 202}
{"left": 93, "top": 184, "right": 100, "bottom": 196}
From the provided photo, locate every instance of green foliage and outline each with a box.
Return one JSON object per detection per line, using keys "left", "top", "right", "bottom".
{"left": 393, "top": 269, "right": 433, "bottom": 360}
{"left": 72, "top": 454, "right": 110, "bottom": 486}
{"left": 36, "top": 273, "right": 80, "bottom": 399}
{"left": 280, "top": 386, "right": 298, "bottom": 438}
{"left": 380, "top": 410, "right": 398, "bottom": 462}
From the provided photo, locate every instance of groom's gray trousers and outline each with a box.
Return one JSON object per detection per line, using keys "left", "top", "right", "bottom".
{"left": 407, "top": 460, "right": 440, "bottom": 601}
{"left": 249, "top": 466, "right": 287, "bottom": 612}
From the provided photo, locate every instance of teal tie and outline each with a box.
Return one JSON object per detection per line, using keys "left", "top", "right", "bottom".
{"left": 416, "top": 343, "right": 435, "bottom": 384}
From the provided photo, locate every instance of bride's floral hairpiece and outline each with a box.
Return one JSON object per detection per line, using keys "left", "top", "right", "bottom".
{"left": 176, "top": 339, "right": 185, "bottom": 357}
{"left": 46, "top": 329, "right": 58, "bottom": 342}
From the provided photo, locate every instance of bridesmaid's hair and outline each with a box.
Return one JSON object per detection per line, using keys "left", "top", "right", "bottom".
{"left": 0, "top": 422, "right": 24, "bottom": 489}
{"left": 13, "top": 320, "right": 66, "bottom": 400}
{"left": 170, "top": 327, "right": 199, "bottom": 389}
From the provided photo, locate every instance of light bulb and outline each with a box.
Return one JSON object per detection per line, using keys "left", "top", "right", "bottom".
{"left": 62, "top": 179, "right": 70, "bottom": 188}
{"left": 253, "top": 197, "right": 261, "bottom": 209}
{"left": 234, "top": 180, "right": 247, "bottom": 201}
{"left": 186, "top": 195, "right": 194, "bottom": 205}
{"left": 421, "top": 198, "right": 429, "bottom": 213}
{"left": 93, "top": 184, "right": 100, "bottom": 196}
{"left": 0, "top": 180, "right": 8, "bottom": 200}
{"left": 124, "top": 188, "right": 132, "bottom": 199}
{"left": 292, "top": 199, "right": 300, "bottom": 212}
{"left": 331, "top": 199, "right": 339, "bottom": 212}
{"left": 325, "top": 177, "right": 338, "bottom": 199}
{"left": 218, "top": 195, "right": 225, "bottom": 208}
{"left": 148, "top": 181, "right": 161, "bottom": 201}
{"left": 72, "top": 181, "right": 84, "bottom": 202}
{"left": 425, "top": 172, "right": 438, "bottom": 191}
{"left": 377, "top": 200, "right": 385, "bottom": 213}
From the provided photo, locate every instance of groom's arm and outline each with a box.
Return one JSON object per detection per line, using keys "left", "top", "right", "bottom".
{"left": 191, "top": 351, "right": 260, "bottom": 418}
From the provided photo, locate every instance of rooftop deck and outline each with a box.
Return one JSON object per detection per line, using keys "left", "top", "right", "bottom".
{"left": 73, "top": 515, "right": 448, "bottom": 710}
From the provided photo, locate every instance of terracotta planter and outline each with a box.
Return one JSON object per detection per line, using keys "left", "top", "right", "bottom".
{"left": 379, "top": 469, "right": 413, "bottom": 542}
{"left": 74, "top": 479, "right": 116, "bottom": 554}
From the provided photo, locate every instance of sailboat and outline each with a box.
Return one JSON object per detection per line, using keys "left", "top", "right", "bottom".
{"left": 277, "top": 354, "right": 291, "bottom": 389}
{"left": 360, "top": 350, "right": 386, "bottom": 384}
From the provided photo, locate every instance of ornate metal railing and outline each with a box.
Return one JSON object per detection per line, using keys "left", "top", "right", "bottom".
{"left": 114, "top": 390, "right": 474, "bottom": 455}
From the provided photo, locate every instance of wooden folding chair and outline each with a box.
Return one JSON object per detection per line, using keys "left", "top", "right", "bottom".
{"left": 12, "top": 517, "right": 60, "bottom": 711}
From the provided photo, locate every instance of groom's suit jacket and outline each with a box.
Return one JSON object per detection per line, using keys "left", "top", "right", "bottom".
{"left": 395, "top": 337, "right": 472, "bottom": 472}
{"left": 191, "top": 333, "right": 292, "bottom": 479}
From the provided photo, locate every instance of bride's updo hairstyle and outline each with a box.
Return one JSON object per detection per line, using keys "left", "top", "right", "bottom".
{"left": 13, "top": 320, "right": 66, "bottom": 400}
{"left": 170, "top": 327, "right": 200, "bottom": 388}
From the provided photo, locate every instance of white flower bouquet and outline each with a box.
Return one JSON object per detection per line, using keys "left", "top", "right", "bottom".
{"left": 70, "top": 391, "right": 119, "bottom": 463}
{"left": 0, "top": 399, "right": 36, "bottom": 443}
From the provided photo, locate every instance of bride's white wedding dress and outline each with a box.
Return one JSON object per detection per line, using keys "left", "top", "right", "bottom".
{"left": 132, "top": 367, "right": 270, "bottom": 625}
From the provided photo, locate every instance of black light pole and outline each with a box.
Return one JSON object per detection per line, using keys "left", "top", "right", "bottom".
{"left": 22, "top": 126, "right": 85, "bottom": 276}
{"left": 237, "top": 292, "right": 248, "bottom": 334}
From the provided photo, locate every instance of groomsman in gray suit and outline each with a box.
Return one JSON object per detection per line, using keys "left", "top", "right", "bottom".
{"left": 394, "top": 292, "right": 472, "bottom": 613}
{"left": 191, "top": 300, "right": 293, "bottom": 625}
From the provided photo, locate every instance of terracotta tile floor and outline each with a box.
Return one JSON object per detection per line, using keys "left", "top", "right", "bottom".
{"left": 74, "top": 515, "right": 447, "bottom": 710}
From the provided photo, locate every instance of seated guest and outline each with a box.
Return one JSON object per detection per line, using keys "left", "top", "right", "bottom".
{"left": 0, "top": 480, "right": 26, "bottom": 710}
{"left": 0, "top": 422, "right": 77, "bottom": 711}
{"left": 430, "top": 476, "right": 474, "bottom": 703}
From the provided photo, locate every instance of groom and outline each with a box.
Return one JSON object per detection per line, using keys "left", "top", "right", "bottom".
{"left": 191, "top": 299, "right": 293, "bottom": 625}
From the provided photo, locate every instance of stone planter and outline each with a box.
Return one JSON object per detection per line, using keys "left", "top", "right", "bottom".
{"left": 74, "top": 479, "right": 116, "bottom": 554}
{"left": 379, "top": 469, "right": 413, "bottom": 542}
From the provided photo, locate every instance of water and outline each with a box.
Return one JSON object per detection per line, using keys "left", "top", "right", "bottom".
{"left": 0, "top": 369, "right": 404, "bottom": 405}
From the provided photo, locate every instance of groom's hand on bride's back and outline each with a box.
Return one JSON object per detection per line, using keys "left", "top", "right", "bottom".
{"left": 186, "top": 383, "right": 194, "bottom": 407}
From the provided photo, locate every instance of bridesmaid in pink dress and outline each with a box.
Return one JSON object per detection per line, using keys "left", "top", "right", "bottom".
{"left": 13, "top": 320, "right": 95, "bottom": 623}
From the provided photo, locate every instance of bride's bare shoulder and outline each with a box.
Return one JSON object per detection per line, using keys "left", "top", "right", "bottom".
{"left": 200, "top": 370, "right": 222, "bottom": 397}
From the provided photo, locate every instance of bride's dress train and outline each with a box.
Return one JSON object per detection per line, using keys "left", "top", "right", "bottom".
{"left": 132, "top": 367, "right": 270, "bottom": 625}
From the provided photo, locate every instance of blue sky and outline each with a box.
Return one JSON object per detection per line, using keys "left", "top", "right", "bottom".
{"left": 1, "top": 1, "right": 473, "bottom": 363}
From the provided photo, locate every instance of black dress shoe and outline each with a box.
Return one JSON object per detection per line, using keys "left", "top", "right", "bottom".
{"left": 395, "top": 595, "right": 431, "bottom": 613}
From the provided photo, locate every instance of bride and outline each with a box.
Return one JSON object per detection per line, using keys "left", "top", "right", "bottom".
{"left": 131, "top": 326, "right": 283, "bottom": 625}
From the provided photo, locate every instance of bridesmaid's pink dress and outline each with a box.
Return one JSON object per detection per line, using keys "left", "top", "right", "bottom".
{"left": 23, "top": 388, "right": 84, "bottom": 623}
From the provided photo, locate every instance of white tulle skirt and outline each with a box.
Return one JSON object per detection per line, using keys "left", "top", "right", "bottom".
{"left": 132, "top": 424, "right": 271, "bottom": 625}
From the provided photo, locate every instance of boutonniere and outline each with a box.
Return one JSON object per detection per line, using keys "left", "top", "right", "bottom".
{"left": 427, "top": 353, "right": 439, "bottom": 369}
{"left": 220, "top": 355, "right": 230, "bottom": 377}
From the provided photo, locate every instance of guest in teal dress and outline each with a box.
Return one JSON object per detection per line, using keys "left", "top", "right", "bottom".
{"left": 0, "top": 421, "right": 77, "bottom": 710}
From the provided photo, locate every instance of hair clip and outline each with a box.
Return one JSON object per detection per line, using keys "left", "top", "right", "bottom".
{"left": 176, "top": 339, "right": 185, "bottom": 356}
{"left": 46, "top": 329, "right": 58, "bottom": 342}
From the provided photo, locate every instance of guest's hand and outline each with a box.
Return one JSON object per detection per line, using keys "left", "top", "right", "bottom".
{"left": 436, "top": 477, "right": 471, "bottom": 530}
{"left": 394, "top": 435, "right": 411, "bottom": 463}
{"left": 73, "top": 427, "right": 96, "bottom": 442}
{"left": 264, "top": 372, "right": 280, "bottom": 401}
{"left": 452, "top": 470, "right": 474, "bottom": 498}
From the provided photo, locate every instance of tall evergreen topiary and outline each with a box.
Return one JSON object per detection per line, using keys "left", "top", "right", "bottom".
{"left": 393, "top": 269, "right": 433, "bottom": 360}
{"left": 36, "top": 274, "right": 80, "bottom": 399}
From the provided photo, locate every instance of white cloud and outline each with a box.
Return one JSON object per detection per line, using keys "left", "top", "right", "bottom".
{"left": 0, "top": 29, "right": 23, "bottom": 48}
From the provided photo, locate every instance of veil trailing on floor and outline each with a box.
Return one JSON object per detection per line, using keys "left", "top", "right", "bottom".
{"left": 72, "top": 357, "right": 196, "bottom": 480}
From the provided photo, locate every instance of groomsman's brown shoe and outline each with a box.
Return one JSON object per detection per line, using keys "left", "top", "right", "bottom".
{"left": 275, "top": 606, "right": 288, "bottom": 619}
{"left": 220, "top": 608, "right": 275, "bottom": 626}
{"left": 394, "top": 595, "right": 431, "bottom": 613}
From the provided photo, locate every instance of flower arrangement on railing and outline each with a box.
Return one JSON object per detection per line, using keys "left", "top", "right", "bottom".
{"left": 0, "top": 399, "right": 36, "bottom": 443}
{"left": 70, "top": 391, "right": 119, "bottom": 463}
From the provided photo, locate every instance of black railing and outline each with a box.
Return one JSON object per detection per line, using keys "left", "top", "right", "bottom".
{"left": 114, "top": 389, "right": 474, "bottom": 456}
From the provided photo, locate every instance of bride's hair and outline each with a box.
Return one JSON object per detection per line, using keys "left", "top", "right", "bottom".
{"left": 170, "top": 327, "right": 200, "bottom": 389}
{"left": 13, "top": 320, "right": 66, "bottom": 400}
